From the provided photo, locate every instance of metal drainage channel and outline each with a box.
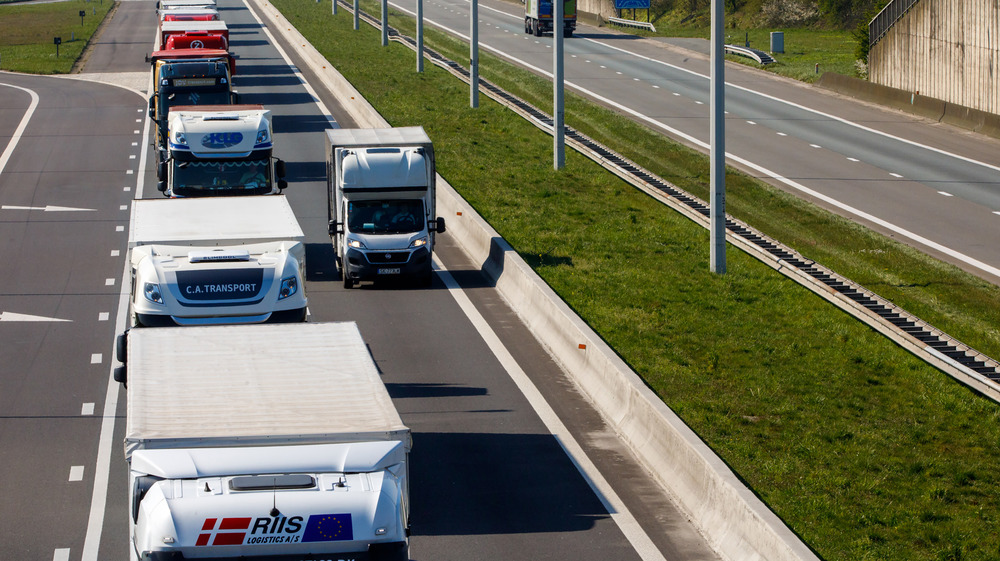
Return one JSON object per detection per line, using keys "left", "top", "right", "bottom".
{"left": 346, "top": 5, "right": 1000, "bottom": 399}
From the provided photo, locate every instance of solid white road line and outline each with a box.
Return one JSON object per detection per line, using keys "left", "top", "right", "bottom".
{"left": 433, "top": 257, "right": 669, "bottom": 561}
{"left": 0, "top": 82, "right": 40, "bottom": 178}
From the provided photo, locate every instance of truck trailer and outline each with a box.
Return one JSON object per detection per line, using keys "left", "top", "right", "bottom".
{"left": 325, "top": 127, "right": 445, "bottom": 288}
{"left": 524, "top": 0, "right": 576, "bottom": 37}
{"left": 114, "top": 322, "right": 411, "bottom": 561}
{"left": 158, "top": 104, "right": 286, "bottom": 197}
{"left": 127, "top": 196, "right": 307, "bottom": 326}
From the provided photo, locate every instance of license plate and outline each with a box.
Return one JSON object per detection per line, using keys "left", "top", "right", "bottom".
{"left": 377, "top": 268, "right": 401, "bottom": 275}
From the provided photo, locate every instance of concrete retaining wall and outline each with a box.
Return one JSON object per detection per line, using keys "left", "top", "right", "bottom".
{"left": 251, "top": 2, "right": 818, "bottom": 559}
{"left": 816, "top": 71, "right": 1000, "bottom": 140}
{"left": 869, "top": 0, "right": 1000, "bottom": 116}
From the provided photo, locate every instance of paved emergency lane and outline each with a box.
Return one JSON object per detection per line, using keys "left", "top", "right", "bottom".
{"left": 0, "top": 72, "right": 144, "bottom": 561}
{"left": 386, "top": 0, "right": 1000, "bottom": 283}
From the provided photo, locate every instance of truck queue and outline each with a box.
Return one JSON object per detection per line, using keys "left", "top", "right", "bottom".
{"left": 113, "top": 2, "right": 443, "bottom": 560}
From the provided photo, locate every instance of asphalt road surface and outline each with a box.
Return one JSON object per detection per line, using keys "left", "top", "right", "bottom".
{"left": 388, "top": 0, "right": 1000, "bottom": 284}
{"left": 0, "top": 1, "right": 723, "bottom": 560}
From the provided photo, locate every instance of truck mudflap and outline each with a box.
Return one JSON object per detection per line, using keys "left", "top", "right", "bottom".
{"left": 138, "top": 541, "right": 407, "bottom": 560}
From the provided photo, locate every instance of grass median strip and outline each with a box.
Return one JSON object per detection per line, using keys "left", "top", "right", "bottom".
{"left": 0, "top": 0, "right": 114, "bottom": 74}
{"left": 268, "top": 1, "right": 1000, "bottom": 559}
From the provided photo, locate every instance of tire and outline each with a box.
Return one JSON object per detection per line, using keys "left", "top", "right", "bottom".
{"left": 532, "top": 19, "right": 541, "bottom": 37}
{"left": 564, "top": 27, "right": 573, "bottom": 38}
{"left": 524, "top": 18, "right": 530, "bottom": 33}
{"left": 343, "top": 272, "right": 353, "bottom": 289}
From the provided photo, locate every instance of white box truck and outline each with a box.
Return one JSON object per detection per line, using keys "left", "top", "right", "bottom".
{"left": 128, "top": 196, "right": 307, "bottom": 326}
{"left": 114, "top": 322, "right": 411, "bottom": 561}
{"left": 325, "top": 127, "right": 445, "bottom": 288}
{"left": 158, "top": 104, "right": 287, "bottom": 198}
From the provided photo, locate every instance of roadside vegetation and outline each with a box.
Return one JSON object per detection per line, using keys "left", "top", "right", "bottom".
{"left": 609, "top": 0, "right": 889, "bottom": 81}
{"left": 270, "top": 1, "right": 1000, "bottom": 559}
{"left": 0, "top": 0, "right": 113, "bottom": 74}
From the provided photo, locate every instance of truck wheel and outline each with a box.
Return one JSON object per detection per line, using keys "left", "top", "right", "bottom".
{"left": 565, "top": 27, "right": 574, "bottom": 38}
{"left": 532, "top": 19, "right": 542, "bottom": 37}
{"left": 524, "top": 18, "right": 530, "bottom": 33}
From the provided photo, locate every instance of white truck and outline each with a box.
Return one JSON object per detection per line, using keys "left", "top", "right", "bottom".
{"left": 114, "top": 322, "right": 411, "bottom": 561}
{"left": 325, "top": 127, "right": 445, "bottom": 288}
{"left": 158, "top": 104, "right": 287, "bottom": 198}
{"left": 128, "top": 196, "right": 307, "bottom": 326}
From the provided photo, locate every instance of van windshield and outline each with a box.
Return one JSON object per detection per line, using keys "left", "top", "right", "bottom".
{"left": 348, "top": 200, "right": 425, "bottom": 234}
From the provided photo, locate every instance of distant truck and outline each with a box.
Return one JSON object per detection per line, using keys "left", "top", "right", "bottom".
{"left": 147, "top": 49, "right": 237, "bottom": 156}
{"left": 158, "top": 104, "right": 286, "bottom": 197}
{"left": 163, "top": 31, "right": 229, "bottom": 50}
{"left": 158, "top": 0, "right": 215, "bottom": 10}
{"left": 524, "top": 0, "right": 576, "bottom": 37}
{"left": 160, "top": 7, "right": 219, "bottom": 21}
{"left": 325, "top": 127, "right": 445, "bottom": 288}
{"left": 159, "top": 19, "right": 228, "bottom": 49}
{"left": 114, "top": 322, "right": 411, "bottom": 561}
{"left": 127, "top": 196, "right": 306, "bottom": 326}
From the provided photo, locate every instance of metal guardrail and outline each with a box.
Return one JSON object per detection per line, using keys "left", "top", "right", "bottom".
{"left": 607, "top": 16, "right": 655, "bottom": 32}
{"left": 341, "top": 1, "right": 1000, "bottom": 403}
{"left": 870, "top": 0, "right": 920, "bottom": 47}
{"left": 724, "top": 44, "right": 775, "bottom": 65}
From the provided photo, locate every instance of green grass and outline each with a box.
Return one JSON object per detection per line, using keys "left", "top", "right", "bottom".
{"left": 0, "top": 0, "right": 114, "bottom": 74}
{"left": 606, "top": 16, "right": 861, "bottom": 81}
{"left": 271, "top": 2, "right": 1000, "bottom": 559}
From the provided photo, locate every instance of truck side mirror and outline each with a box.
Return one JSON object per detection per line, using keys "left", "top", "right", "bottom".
{"left": 157, "top": 181, "right": 167, "bottom": 194}
{"left": 231, "top": 91, "right": 239, "bottom": 104}
{"left": 435, "top": 217, "right": 446, "bottom": 234}
{"left": 116, "top": 332, "right": 128, "bottom": 364}
{"left": 113, "top": 365, "right": 127, "bottom": 386}
{"left": 147, "top": 95, "right": 155, "bottom": 120}
{"left": 275, "top": 159, "right": 286, "bottom": 178}
{"left": 157, "top": 160, "right": 167, "bottom": 181}
{"left": 278, "top": 179, "right": 288, "bottom": 190}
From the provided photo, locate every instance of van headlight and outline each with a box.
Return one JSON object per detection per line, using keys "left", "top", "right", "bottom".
{"left": 143, "top": 282, "right": 163, "bottom": 304}
{"left": 409, "top": 236, "right": 428, "bottom": 248}
{"left": 278, "top": 276, "right": 297, "bottom": 300}
{"left": 347, "top": 238, "right": 367, "bottom": 249}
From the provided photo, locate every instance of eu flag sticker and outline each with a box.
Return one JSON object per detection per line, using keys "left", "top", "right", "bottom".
{"left": 302, "top": 513, "right": 353, "bottom": 542}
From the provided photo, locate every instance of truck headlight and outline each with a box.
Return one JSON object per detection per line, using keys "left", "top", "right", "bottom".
{"left": 409, "top": 236, "right": 428, "bottom": 248}
{"left": 256, "top": 128, "right": 269, "bottom": 144}
{"left": 347, "top": 238, "right": 367, "bottom": 250}
{"left": 173, "top": 131, "right": 188, "bottom": 147}
{"left": 278, "top": 276, "right": 297, "bottom": 300}
{"left": 143, "top": 282, "right": 163, "bottom": 304}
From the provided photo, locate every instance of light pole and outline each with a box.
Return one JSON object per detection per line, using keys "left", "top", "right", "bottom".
{"left": 710, "top": 0, "right": 726, "bottom": 274}
{"left": 553, "top": 0, "right": 564, "bottom": 169}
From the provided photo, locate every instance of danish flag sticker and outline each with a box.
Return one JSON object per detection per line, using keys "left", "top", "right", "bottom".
{"left": 197, "top": 517, "right": 252, "bottom": 546}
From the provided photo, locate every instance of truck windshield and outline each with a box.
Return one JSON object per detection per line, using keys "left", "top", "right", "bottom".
{"left": 172, "top": 159, "right": 272, "bottom": 197}
{"left": 348, "top": 200, "right": 425, "bottom": 234}
{"left": 164, "top": 90, "right": 231, "bottom": 110}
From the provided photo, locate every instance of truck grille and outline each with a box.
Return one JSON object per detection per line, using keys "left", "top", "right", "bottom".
{"left": 366, "top": 252, "right": 410, "bottom": 264}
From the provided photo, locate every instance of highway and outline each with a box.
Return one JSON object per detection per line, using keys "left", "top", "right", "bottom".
{"left": 386, "top": 0, "right": 1000, "bottom": 283}
{"left": 0, "top": 0, "right": 722, "bottom": 560}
